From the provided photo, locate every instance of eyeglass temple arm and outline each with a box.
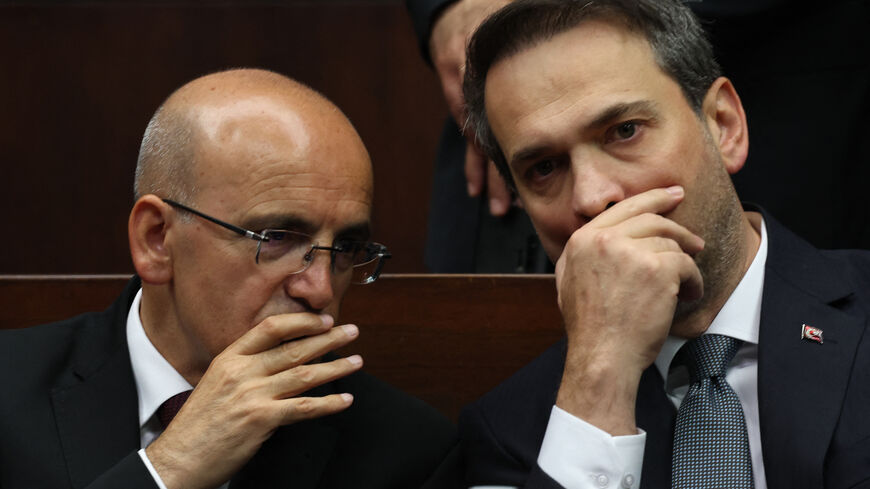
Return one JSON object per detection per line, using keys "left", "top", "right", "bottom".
{"left": 162, "top": 199, "right": 267, "bottom": 241}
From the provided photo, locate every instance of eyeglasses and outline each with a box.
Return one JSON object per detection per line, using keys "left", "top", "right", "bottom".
{"left": 162, "top": 199, "right": 390, "bottom": 285}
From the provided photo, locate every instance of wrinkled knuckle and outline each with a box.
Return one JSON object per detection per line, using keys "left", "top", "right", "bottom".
{"left": 293, "top": 397, "right": 316, "bottom": 417}
{"left": 280, "top": 342, "right": 305, "bottom": 366}
{"left": 312, "top": 316, "right": 332, "bottom": 334}
{"left": 294, "top": 365, "right": 317, "bottom": 385}
{"left": 259, "top": 316, "right": 282, "bottom": 338}
{"left": 621, "top": 199, "right": 641, "bottom": 215}
{"left": 592, "top": 230, "right": 615, "bottom": 250}
{"left": 658, "top": 237, "right": 679, "bottom": 252}
{"left": 638, "top": 255, "right": 662, "bottom": 276}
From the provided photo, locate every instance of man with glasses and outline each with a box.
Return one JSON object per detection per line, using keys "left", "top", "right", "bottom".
{"left": 0, "top": 69, "right": 454, "bottom": 488}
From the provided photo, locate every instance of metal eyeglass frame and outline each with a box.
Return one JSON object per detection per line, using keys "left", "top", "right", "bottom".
{"left": 161, "top": 198, "right": 390, "bottom": 284}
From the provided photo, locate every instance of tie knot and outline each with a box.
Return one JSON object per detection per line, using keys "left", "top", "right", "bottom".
{"left": 157, "top": 390, "right": 192, "bottom": 429}
{"left": 678, "top": 334, "right": 741, "bottom": 383}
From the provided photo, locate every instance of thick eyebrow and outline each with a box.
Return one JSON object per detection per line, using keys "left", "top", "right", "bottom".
{"left": 242, "top": 213, "right": 317, "bottom": 235}
{"left": 334, "top": 222, "right": 371, "bottom": 241}
{"left": 509, "top": 100, "right": 661, "bottom": 168}
{"left": 242, "top": 213, "right": 371, "bottom": 241}
{"left": 587, "top": 100, "right": 660, "bottom": 131}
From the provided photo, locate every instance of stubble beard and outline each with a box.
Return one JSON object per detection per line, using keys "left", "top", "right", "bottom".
{"left": 671, "top": 139, "right": 746, "bottom": 335}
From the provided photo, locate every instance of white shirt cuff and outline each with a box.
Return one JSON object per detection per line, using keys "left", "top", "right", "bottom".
{"left": 138, "top": 448, "right": 169, "bottom": 489}
{"left": 538, "top": 406, "right": 644, "bottom": 489}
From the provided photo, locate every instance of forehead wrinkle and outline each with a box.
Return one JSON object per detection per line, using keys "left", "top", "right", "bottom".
{"left": 248, "top": 169, "right": 371, "bottom": 198}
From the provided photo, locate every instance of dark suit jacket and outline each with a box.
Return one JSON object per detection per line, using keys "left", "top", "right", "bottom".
{"left": 0, "top": 278, "right": 456, "bottom": 489}
{"left": 459, "top": 213, "right": 870, "bottom": 488}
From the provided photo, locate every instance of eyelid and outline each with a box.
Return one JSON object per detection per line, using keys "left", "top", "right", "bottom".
{"left": 261, "top": 229, "right": 310, "bottom": 240}
{"left": 604, "top": 120, "right": 644, "bottom": 143}
{"left": 521, "top": 156, "right": 565, "bottom": 188}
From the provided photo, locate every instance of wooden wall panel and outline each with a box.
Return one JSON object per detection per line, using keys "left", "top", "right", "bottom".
{"left": 0, "top": 2, "right": 446, "bottom": 274}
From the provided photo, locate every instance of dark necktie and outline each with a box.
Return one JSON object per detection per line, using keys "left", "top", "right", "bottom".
{"left": 157, "top": 390, "right": 192, "bottom": 430}
{"left": 671, "top": 334, "right": 754, "bottom": 488}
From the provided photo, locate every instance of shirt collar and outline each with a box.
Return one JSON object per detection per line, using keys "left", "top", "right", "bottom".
{"left": 654, "top": 216, "right": 768, "bottom": 381}
{"left": 126, "top": 289, "right": 194, "bottom": 428}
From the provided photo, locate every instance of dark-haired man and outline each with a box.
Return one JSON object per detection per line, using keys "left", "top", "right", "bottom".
{"left": 0, "top": 69, "right": 454, "bottom": 489}
{"left": 458, "top": 1, "right": 870, "bottom": 488}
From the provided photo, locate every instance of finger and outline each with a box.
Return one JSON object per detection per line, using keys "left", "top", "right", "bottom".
{"left": 593, "top": 186, "right": 686, "bottom": 229}
{"left": 632, "top": 236, "right": 685, "bottom": 254}
{"left": 487, "top": 160, "right": 512, "bottom": 216}
{"left": 434, "top": 62, "right": 465, "bottom": 125}
{"left": 441, "top": 72, "right": 466, "bottom": 126}
{"left": 619, "top": 213, "right": 705, "bottom": 255}
{"left": 554, "top": 254, "right": 567, "bottom": 311}
{"left": 278, "top": 393, "right": 355, "bottom": 425}
{"left": 465, "top": 141, "right": 486, "bottom": 197}
{"left": 666, "top": 250, "right": 704, "bottom": 302}
{"left": 232, "top": 313, "right": 334, "bottom": 355}
{"left": 258, "top": 324, "right": 359, "bottom": 374}
{"left": 271, "top": 355, "right": 364, "bottom": 399}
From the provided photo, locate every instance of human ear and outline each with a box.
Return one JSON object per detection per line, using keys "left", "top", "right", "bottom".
{"left": 702, "top": 77, "right": 749, "bottom": 175}
{"left": 128, "top": 195, "right": 173, "bottom": 284}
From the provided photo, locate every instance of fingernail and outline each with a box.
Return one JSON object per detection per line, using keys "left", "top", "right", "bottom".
{"left": 320, "top": 314, "right": 334, "bottom": 327}
{"left": 666, "top": 185, "right": 684, "bottom": 197}
{"left": 347, "top": 354, "right": 363, "bottom": 366}
{"left": 341, "top": 324, "right": 359, "bottom": 338}
{"left": 490, "top": 198, "right": 507, "bottom": 215}
{"left": 341, "top": 393, "right": 354, "bottom": 404}
{"left": 467, "top": 182, "right": 478, "bottom": 196}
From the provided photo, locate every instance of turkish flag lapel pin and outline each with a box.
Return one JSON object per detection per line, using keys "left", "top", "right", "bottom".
{"left": 801, "top": 324, "right": 824, "bottom": 344}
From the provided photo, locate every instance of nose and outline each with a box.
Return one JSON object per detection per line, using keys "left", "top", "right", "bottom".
{"left": 570, "top": 158, "right": 624, "bottom": 222}
{"left": 285, "top": 248, "right": 336, "bottom": 312}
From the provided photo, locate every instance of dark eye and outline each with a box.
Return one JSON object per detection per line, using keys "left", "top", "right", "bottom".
{"left": 605, "top": 121, "right": 644, "bottom": 144}
{"left": 531, "top": 159, "right": 556, "bottom": 177}
{"left": 258, "top": 230, "right": 310, "bottom": 261}
{"left": 263, "top": 230, "right": 307, "bottom": 245}
{"left": 615, "top": 122, "right": 637, "bottom": 140}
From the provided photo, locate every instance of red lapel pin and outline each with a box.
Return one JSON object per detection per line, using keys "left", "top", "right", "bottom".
{"left": 801, "top": 324, "right": 824, "bottom": 344}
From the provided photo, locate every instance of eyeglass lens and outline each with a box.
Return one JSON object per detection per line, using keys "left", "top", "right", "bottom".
{"left": 258, "top": 230, "right": 386, "bottom": 284}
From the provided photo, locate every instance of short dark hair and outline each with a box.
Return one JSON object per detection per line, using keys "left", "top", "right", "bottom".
{"left": 463, "top": 0, "right": 721, "bottom": 189}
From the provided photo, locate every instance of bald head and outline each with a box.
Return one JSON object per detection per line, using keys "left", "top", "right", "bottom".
{"left": 128, "top": 68, "right": 376, "bottom": 386}
{"left": 134, "top": 69, "right": 370, "bottom": 204}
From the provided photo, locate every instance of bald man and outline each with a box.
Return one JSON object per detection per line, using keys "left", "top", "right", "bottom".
{"left": 0, "top": 69, "right": 455, "bottom": 489}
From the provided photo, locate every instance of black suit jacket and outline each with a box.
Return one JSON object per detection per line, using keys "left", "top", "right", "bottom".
{"left": 0, "top": 278, "right": 456, "bottom": 489}
{"left": 459, "top": 213, "right": 870, "bottom": 488}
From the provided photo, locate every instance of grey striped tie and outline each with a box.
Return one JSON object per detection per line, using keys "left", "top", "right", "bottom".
{"left": 672, "top": 334, "right": 754, "bottom": 488}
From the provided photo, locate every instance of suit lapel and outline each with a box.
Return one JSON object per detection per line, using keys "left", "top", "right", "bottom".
{"left": 636, "top": 367, "right": 676, "bottom": 489}
{"left": 757, "top": 216, "right": 865, "bottom": 489}
{"left": 51, "top": 280, "right": 142, "bottom": 488}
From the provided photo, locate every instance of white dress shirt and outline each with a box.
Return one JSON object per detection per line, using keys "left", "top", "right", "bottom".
{"left": 126, "top": 289, "right": 230, "bottom": 489}
{"left": 529, "top": 218, "right": 769, "bottom": 489}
